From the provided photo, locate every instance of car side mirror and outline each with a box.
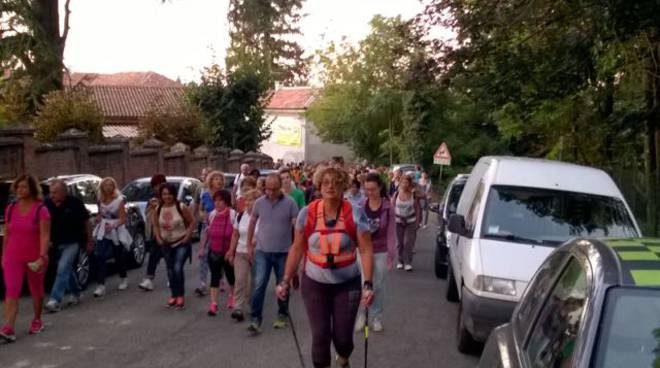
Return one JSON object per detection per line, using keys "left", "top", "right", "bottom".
{"left": 429, "top": 202, "right": 441, "bottom": 214}
{"left": 448, "top": 214, "right": 468, "bottom": 237}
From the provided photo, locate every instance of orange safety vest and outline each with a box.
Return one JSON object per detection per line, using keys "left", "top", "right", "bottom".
{"left": 303, "top": 199, "right": 358, "bottom": 269}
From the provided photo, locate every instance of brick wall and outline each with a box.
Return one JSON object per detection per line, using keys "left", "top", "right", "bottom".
{"left": 0, "top": 126, "right": 274, "bottom": 186}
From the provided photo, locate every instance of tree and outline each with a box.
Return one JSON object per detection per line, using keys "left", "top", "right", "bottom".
{"left": 187, "top": 65, "right": 272, "bottom": 152}
{"left": 138, "top": 100, "right": 208, "bottom": 148}
{"left": 1, "top": 0, "right": 71, "bottom": 113}
{"left": 226, "top": 0, "right": 309, "bottom": 87}
{"left": 32, "top": 85, "right": 104, "bottom": 143}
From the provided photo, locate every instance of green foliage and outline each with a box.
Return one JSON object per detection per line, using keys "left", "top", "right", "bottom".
{"left": 0, "top": 76, "right": 33, "bottom": 124}
{"left": 187, "top": 65, "right": 271, "bottom": 152}
{"left": 138, "top": 99, "right": 208, "bottom": 148}
{"left": 32, "top": 86, "right": 104, "bottom": 143}
{"left": 226, "top": 0, "right": 308, "bottom": 87}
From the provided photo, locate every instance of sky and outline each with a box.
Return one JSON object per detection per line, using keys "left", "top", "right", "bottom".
{"left": 63, "top": 0, "right": 427, "bottom": 83}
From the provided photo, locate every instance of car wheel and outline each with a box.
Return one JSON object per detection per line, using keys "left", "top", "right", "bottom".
{"left": 130, "top": 230, "right": 146, "bottom": 268}
{"left": 446, "top": 261, "right": 459, "bottom": 302}
{"left": 434, "top": 239, "right": 448, "bottom": 279}
{"left": 457, "top": 292, "right": 480, "bottom": 354}
{"left": 76, "top": 248, "right": 90, "bottom": 290}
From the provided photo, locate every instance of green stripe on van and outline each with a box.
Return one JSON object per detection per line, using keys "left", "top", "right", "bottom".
{"left": 608, "top": 240, "right": 645, "bottom": 247}
{"left": 630, "top": 270, "right": 660, "bottom": 286}
{"left": 617, "top": 251, "right": 660, "bottom": 261}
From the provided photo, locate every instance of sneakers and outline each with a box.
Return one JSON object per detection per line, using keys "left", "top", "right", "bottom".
{"left": 354, "top": 312, "right": 366, "bottom": 333}
{"left": 231, "top": 309, "right": 245, "bottom": 322}
{"left": 273, "top": 315, "right": 288, "bottom": 329}
{"left": 396, "top": 263, "right": 404, "bottom": 270}
{"left": 29, "top": 319, "right": 44, "bottom": 335}
{"left": 404, "top": 264, "right": 413, "bottom": 272}
{"left": 166, "top": 297, "right": 177, "bottom": 308}
{"left": 208, "top": 302, "right": 218, "bottom": 316}
{"left": 247, "top": 321, "right": 262, "bottom": 334}
{"left": 93, "top": 285, "right": 106, "bottom": 298}
{"left": 118, "top": 278, "right": 128, "bottom": 290}
{"left": 174, "top": 297, "right": 185, "bottom": 310}
{"left": 0, "top": 325, "right": 16, "bottom": 343}
{"left": 226, "top": 293, "right": 235, "bottom": 310}
{"left": 372, "top": 317, "right": 384, "bottom": 332}
{"left": 45, "top": 299, "right": 61, "bottom": 313}
{"left": 138, "top": 278, "right": 154, "bottom": 291}
{"left": 194, "top": 287, "right": 207, "bottom": 297}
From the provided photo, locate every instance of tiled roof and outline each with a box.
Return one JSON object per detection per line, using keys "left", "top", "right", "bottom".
{"left": 90, "top": 85, "right": 185, "bottom": 123}
{"left": 103, "top": 124, "right": 138, "bottom": 139}
{"left": 67, "top": 72, "right": 183, "bottom": 88}
{"left": 266, "top": 87, "right": 316, "bottom": 111}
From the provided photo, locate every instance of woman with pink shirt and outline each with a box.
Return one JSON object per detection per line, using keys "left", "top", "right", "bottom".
{"left": 1, "top": 174, "right": 51, "bottom": 343}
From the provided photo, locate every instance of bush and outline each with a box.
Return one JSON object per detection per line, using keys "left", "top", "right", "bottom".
{"left": 138, "top": 100, "right": 208, "bottom": 148}
{"left": 32, "top": 86, "right": 104, "bottom": 143}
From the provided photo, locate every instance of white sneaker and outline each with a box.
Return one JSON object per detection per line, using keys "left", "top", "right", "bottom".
{"left": 404, "top": 264, "right": 413, "bottom": 272}
{"left": 93, "top": 285, "right": 106, "bottom": 298}
{"left": 138, "top": 278, "right": 154, "bottom": 291}
{"left": 118, "top": 278, "right": 128, "bottom": 291}
{"left": 372, "top": 318, "right": 384, "bottom": 332}
{"left": 354, "top": 312, "right": 366, "bottom": 333}
{"left": 45, "top": 299, "right": 61, "bottom": 313}
{"left": 396, "top": 263, "right": 404, "bottom": 270}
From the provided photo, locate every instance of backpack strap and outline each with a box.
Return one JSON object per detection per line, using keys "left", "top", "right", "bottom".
{"left": 6, "top": 202, "right": 16, "bottom": 223}
{"left": 33, "top": 203, "right": 45, "bottom": 225}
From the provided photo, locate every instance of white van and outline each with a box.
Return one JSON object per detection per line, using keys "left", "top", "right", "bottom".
{"left": 446, "top": 156, "right": 640, "bottom": 353}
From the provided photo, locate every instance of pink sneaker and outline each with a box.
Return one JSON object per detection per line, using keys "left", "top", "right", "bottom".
{"left": 0, "top": 325, "right": 16, "bottom": 342}
{"left": 226, "top": 294, "right": 235, "bottom": 310}
{"left": 29, "top": 319, "right": 44, "bottom": 335}
{"left": 207, "top": 302, "right": 218, "bottom": 316}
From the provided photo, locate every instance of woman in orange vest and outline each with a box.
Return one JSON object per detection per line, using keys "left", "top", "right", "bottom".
{"left": 277, "top": 167, "right": 374, "bottom": 368}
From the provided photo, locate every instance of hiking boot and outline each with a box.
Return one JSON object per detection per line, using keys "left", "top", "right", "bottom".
{"left": 396, "top": 263, "right": 404, "bottom": 270}
{"left": 93, "top": 285, "right": 106, "bottom": 298}
{"left": 207, "top": 302, "right": 218, "bottom": 316}
{"left": 231, "top": 309, "right": 245, "bottom": 322}
{"left": 247, "top": 321, "right": 262, "bottom": 334}
{"left": 45, "top": 299, "right": 61, "bottom": 313}
{"left": 372, "top": 317, "right": 384, "bottom": 332}
{"left": 273, "top": 315, "right": 288, "bottom": 329}
{"left": 118, "top": 278, "right": 128, "bottom": 291}
{"left": 0, "top": 325, "right": 16, "bottom": 343}
{"left": 166, "top": 297, "right": 177, "bottom": 308}
{"left": 404, "top": 264, "right": 413, "bottom": 272}
{"left": 354, "top": 312, "right": 366, "bottom": 333}
{"left": 29, "top": 319, "right": 44, "bottom": 335}
{"left": 138, "top": 278, "right": 154, "bottom": 291}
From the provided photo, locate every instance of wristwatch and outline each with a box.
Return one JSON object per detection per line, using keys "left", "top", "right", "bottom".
{"left": 363, "top": 281, "right": 373, "bottom": 291}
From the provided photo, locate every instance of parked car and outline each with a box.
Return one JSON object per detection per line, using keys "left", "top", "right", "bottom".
{"left": 429, "top": 174, "right": 468, "bottom": 279}
{"left": 223, "top": 173, "right": 238, "bottom": 190}
{"left": 479, "top": 237, "right": 660, "bottom": 368}
{"left": 390, "top": 164, "right": 418, "bottom": 175}
{"left": 446, "top": 156, "right": 641, "bottom": 353}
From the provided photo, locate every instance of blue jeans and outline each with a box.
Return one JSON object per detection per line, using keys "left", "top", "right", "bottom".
{"left": 358, "top": 252, "right": 387, "bottom": 321}
{"left": 50, "top": 243, "right": 81, "bottom": 303}
{"left": 163, "top": 243, "right": 191, "bottom": 298}
{"left": 251, "top": 250, "right": 289, "bottom": 324}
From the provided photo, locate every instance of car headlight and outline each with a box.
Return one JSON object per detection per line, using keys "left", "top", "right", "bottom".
{"left": 474, "top": 275, "right": 516, "bottom": 296}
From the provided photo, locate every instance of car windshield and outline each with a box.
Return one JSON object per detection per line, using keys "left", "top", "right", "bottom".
{"left": 592, "top": 287, "right": 660, "bottom": 368}
{"left": 446, "top": 182, "right": 465, "bottom": 217}
{"left": 122, "top": 181, "right": 181, "bottom": 202}
{"left": 481, "top": 185, "right": 638, "bottom": 246}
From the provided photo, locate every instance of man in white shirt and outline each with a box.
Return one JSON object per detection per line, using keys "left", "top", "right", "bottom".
{"left": 233, "top": 163, "right": 251, "bottom": 198}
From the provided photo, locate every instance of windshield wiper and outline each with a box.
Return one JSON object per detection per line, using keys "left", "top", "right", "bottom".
{"left": 484, "top": 233, "right": 546, "bottom": 245}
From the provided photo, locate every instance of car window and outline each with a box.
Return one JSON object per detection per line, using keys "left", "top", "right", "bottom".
{"left": 123, "top": 181, "right": 157, "bottom": 202}
{"left": 592, "top": 287, "right": 660, "bottom": 368}
{"left": 515, "top": 251, "right": 569, "bottom": 339}
{"left": 182, "top": 181, "right": 195, "bottom": 203}
{"left": 446, "top": 182, "right": 465, "bottom": 218}
{"left": 525, "top": 257, "right": 589, "bottom": 368}
{"left": 465, "top": 182, "right": 484, "bottom": 234}
{"left": 74, "top": 180, "right": 98, "bottom": 205}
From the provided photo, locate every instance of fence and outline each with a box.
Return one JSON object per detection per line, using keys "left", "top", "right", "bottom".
{"left": 0, "top": 126, "right": 274, "bottom": 186}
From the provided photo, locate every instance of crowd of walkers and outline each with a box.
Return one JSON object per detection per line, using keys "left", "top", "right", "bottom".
{"left": 0, "top": 160, "right": 432, "bottom": 368}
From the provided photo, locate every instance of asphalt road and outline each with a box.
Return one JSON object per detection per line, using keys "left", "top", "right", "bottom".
{"left": 0, "top": 224, "right": 479, "bottom": 368}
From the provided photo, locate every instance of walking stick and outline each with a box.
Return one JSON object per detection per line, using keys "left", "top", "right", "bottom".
{"left": 364, "top": 307, "right": 369, "bottom": 368}
{"left": 287, "top": 295, "right": 307, "bottom": 368}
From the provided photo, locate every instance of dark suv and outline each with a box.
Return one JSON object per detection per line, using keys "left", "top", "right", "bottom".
{"left": 430, "top": 174, "right": 468, "bottom": 280}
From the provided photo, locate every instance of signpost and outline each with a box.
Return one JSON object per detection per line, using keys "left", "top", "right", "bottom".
{"left": 433, "top": 142, "right": 452, "bottom": 183}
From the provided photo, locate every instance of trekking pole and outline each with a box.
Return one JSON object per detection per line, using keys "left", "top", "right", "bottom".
{"left": 287, "top": 295, "right": 307, "bottom": 368}
{"left": 364, "top": 307, "right": 369, "bottom": 368}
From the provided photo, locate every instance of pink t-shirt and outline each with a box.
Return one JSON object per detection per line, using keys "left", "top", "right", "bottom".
{"left": 3, "top": 202, "right": 50, "bottom": 263}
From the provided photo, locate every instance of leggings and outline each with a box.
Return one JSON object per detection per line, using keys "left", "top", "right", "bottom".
{"left": 207, "top": 252, "right": 235, "bottom": 288}
{"left": 2, "top": 259, "right": 48, "bottom": 300}
{"left": 302, "top": 274, "right": 362, "bottom": 368}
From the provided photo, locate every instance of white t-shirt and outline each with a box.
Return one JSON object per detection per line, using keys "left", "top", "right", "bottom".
{"left": 234, "top": 174, "right": 245, "bottom": 197}
{"left": 232, "top": 210, "right": 256, "bottom": 254}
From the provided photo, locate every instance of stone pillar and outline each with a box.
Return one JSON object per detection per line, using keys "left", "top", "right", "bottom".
{"left": 143, "top": 138, "right": 165, "bottom": 173}
{"left": 1, "top": 125, "right": 38, "bottom": 175}
{"left": 106, "top": 136, "right": 130, "bottom": 186}
{"left": 228, "top": 149, "right": 244, "bottom": 173}
{"left": 58, "top": 129, "right": 90, "bottom": 174}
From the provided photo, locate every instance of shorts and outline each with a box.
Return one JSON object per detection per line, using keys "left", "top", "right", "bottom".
{"left": 2, "top": 259, "right": 48, "bottom": 300}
